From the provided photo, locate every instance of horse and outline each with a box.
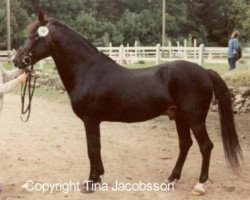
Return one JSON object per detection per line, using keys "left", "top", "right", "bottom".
{"left": 13, "top": 12, "right": 243, "bottom": 195}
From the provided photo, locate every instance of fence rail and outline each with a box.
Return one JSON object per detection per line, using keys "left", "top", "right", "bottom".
{"left": 98, "top": 45, "right": 250, "bottom": 65}
{"left": 1, "top": 44, "right": 250, "bottom": 67}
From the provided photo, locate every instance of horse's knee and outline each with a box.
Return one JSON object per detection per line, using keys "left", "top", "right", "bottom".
{"left": 200, "top": 140, "right": 214, "bottom": 155}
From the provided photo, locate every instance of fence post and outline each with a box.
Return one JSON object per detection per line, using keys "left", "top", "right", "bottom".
{"left": 134, "top": 41, "right": 138, "bottom": 63}
{"left": 109, "top": 42, "right": 112, "bottom": 57}
{"left": 199, "top": 43, "right": 205, "bottom": 66}
{"left": 184, "top": 39, "right": 187, "bottom": 59}
{"left": 194, "top": 39, "right": 197, "bottom": 47}
{"left": 126, "top": 43, "right": 130, "bottom": 62}
{"left": 168, "top": 41, "right": 172, "bottom": 59}
{"left": 119, "top": 45, "right": 124, "bottom": 64}
{"left": 194, "top": 39, "right": 197, "bottom": 59}
{"left": 156, "top": 43, "right": 161, "bottom": 65}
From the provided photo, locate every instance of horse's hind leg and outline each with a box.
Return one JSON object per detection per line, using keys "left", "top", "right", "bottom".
{"left": 191, "top": 122, "right": 214, "bottom": 195}
{"left": 167, "top": 116, "right": 193, "bottom": 183}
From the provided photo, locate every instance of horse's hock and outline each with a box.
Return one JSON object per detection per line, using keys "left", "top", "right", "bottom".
{"left": 211, "top": 86, "right": 250, "bottom": 114}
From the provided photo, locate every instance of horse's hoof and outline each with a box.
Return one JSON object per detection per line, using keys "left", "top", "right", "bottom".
{"left": 191, "top": 183, "right": 205, "bottom": 196}
{"left": 80, "top": 180, "right": 102, "bottom": 193}
{"left": 165, "top": 178, "right": 177, "bottom": 189}
{"left": 80, "top": 181, "right": 96, "bottom": 193}
{"left": 191, "top": 190, "right": 205, "bottom": 196}
{"left": 81, "top": 186, "right": 95, "bottom": 194}
{"left": 165, "top": 178, "right": 177, "bottom": 184}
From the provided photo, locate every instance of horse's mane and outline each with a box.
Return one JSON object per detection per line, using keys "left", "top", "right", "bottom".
{"left": 26, "top": 16, "right": 116, "bottom": 64}
{"left": 27, "top": 18, "right": 98, "bottom": 51}
{"left": 26, "top": 13, "right": 49, "bottom": 35}
{"left": 50, "top": 18, "right": 116, "bottom": 63}
{"left": 51, "top": 19, "right": 100, "bottom": 53}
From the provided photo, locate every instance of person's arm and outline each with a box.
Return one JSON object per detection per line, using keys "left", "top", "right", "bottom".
{"left": 0, "top": 79, "right": 18, "bottom": 95}
{"left": 0, "top": 64, "right": 22, "bottom": 81}
{"left": 0, "top": 73, "right": 28, "bottom": 96}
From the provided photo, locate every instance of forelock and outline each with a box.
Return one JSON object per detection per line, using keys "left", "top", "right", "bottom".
{"left": 26, "top": 21, "right": 40, "bottom": 35}
{"left": 26, "top": 16, "right": 49, "bottom": 35}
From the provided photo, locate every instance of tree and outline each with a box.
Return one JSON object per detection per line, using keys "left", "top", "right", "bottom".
{"left": 1, "top": 0, "right": 250, "bottom": 49}
{"left": 20, "top": 0, "right": 83, "bottom": 24}
{"left": 75, "top": 12, "right": 123, "bottom": 46}
{"left": 187, "top": 0, "right": 248, "bottom": 46}
{"left": 0, "top": 0, "right": 30, "bottom": 50}
{"left": 242, "top": 5, "right": 250, "bottom": 45}
{"left": 95, "top": 0, "right": 125, "bottom": 21}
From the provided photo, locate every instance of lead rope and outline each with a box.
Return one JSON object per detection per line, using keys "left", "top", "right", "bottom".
{"left": 20, "top": 65, "right": 37, "bottom": 122}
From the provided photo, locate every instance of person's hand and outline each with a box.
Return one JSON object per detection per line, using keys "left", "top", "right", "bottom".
{"left": 16, "top": 73, "right": 28, "bottom": 84}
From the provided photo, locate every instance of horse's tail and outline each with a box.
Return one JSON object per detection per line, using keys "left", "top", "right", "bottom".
{"left": 207, "top": 69, "right": 243, "bottom": 171}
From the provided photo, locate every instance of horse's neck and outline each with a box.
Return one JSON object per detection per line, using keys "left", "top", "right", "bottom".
{"left": 49, "top": 27, "right": 117, "bottom": 93}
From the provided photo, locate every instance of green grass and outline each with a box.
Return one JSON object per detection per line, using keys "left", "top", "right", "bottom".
{"left": 202, "top": 63, "right": 250, "bottom": 86}
{"left": 222, "top": 70, "right": 250, "bottom": 87}
{"left": 125, "top": 61, "right": 250, "bottom": 75}
{"left": 2, "top": 61, "right": 56, "bottom": 72}
{"left": 124, "top": 61, "right": 250, "bottom": 87}
{"left": 13, "top": 86, "right": 69, "bottom": 103}
{"left": 2, "top": 62, "right": 13, "bottom": 70}
{"left": 203, "top": 63, "right": 250, "bottom": 75}
{"left": 124, "top": 61, "right": 156, "bottom": 69}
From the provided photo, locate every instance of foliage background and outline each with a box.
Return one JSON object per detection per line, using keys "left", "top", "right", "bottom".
{"left": 0, "top": 0, "right": 250, "bottom": 50}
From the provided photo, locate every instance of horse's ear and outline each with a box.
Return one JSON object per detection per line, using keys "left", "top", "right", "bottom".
{"left": 38, "top": 11, "right": 46, "bottom": 24}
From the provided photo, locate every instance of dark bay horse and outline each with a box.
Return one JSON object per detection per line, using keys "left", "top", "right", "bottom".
{"left": 13, "top": 12, "right": 242, "bottom": 194}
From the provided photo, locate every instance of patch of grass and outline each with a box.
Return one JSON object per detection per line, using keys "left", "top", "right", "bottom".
{"left": 126, "top": 61, "right": 250, "bottom": 86}
{"left": 13, "top": 86, "right": 69, "bottom": 103}
{"left": 203, "top": 63, "right": 250, "bottom": 75}
{"left": 202, "top": 63, "right": 250, "bottom": 86}
{"left": 2, "top": 61, "right": 56, "bottom": 72}
{"left": 222, "top": 69, "right": 250, "bottom": 87}
{"left": 2, "top": 62, "right": 13, "bottom": 70}
{"left": 124, "top": 61, "right": 156, "bottom": 69}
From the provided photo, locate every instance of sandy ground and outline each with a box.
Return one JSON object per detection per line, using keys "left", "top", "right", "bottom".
{"left": 0, "top": 94, "right": 249, "bottom": 200}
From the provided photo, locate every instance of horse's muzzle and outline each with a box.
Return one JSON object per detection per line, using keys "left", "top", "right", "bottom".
{"left": 23, "top": 56, "right": 32, "bottom": 66}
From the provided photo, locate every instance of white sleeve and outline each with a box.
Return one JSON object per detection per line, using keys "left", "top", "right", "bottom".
{"left": 2, "top": 67, "right": 22, "bottom": 81}
{"left": 0, "top": 79, "right": 17, "bottom": 95}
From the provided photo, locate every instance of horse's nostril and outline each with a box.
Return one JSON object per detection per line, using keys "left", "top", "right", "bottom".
{"left": 23, "top": 56, "right": 31, "bottom": 65}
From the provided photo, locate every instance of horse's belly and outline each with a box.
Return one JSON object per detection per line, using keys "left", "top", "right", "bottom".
{"left": 101, "top": 97, "right": 172, "bottom": 122}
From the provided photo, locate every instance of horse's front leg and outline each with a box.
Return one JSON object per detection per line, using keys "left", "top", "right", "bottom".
{"left": 82, "top": 118, "right": 104, "bottom": 193}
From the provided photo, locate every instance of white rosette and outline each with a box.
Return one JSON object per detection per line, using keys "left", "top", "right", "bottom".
{"left": 37, "top": 26, "right": 49, "bottom": 37}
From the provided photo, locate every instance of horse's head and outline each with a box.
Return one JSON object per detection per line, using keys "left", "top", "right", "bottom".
{"left": 13, "top": 12, "right": 52, "bottom": 69}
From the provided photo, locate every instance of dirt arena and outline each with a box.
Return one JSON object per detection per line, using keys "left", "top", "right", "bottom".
{"left": 0, "top": 94, "right": 249, "bottom": 200}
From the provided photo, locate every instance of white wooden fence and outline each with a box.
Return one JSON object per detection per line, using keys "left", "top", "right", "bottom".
{"left": 98, "top": 43, "right": 250, "bottom": 65}
{"left": 1, "top": 43, "right": 250, "bottom": 67}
